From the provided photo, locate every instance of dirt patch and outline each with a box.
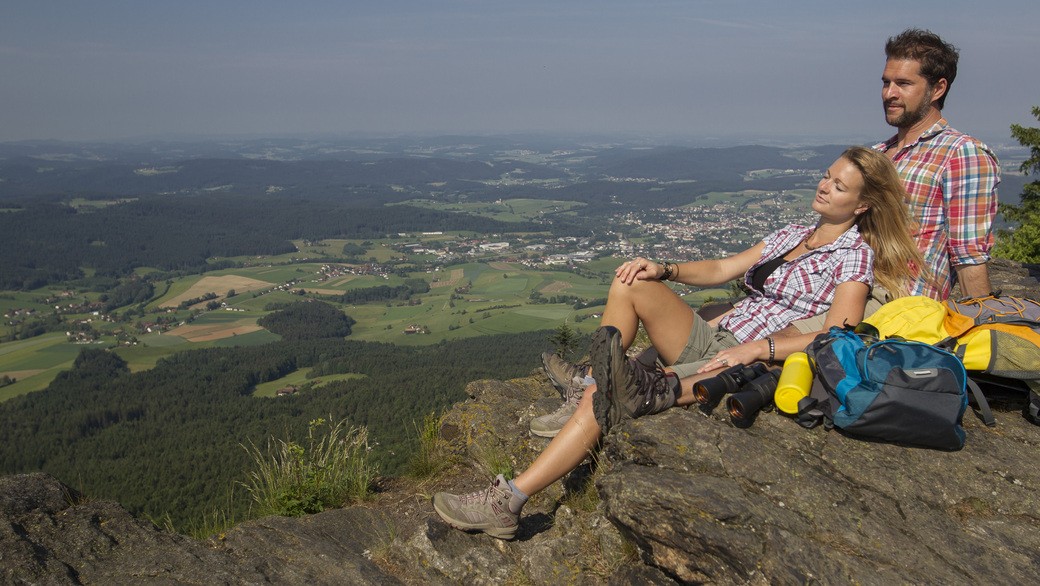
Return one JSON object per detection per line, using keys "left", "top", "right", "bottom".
{"left": 328, "top": 275, "right": 360, "bottom": 287}
{"left": 166, "top": 322, "right": 264, "bottom": 342}
{"left": 162, "top": 275, "right": 272, "bottom": 308}
{"left": 430, "top": 268, "right": 464, "bottom": 289}
{"left": 539, "top": 281, "right": 572, "bottom": 294}
{"left": 0, "top": 369, "right": 44, "bottom": 380}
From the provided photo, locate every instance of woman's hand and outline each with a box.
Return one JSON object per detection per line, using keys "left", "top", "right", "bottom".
{"left": 615, "top": 257, "right": 663, "bottom": 284}
{"left": 695, "top": 340, "right": 768, "bottom": 374}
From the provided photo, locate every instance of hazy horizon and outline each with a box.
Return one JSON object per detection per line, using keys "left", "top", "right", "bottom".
{"left": 2, "top": 1, "right": 1038, "bottom": 146}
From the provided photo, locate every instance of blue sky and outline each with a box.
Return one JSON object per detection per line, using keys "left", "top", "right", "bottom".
{"left": 2, "top": 1, "right": 1037, "bottom": 145}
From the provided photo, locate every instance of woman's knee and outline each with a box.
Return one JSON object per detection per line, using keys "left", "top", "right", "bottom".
{"left": 607, "top": 276, "right": 663, "bottom": 304}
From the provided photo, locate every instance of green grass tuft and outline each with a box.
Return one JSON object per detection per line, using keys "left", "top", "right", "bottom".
{"left": 242, "top": 417, "right": 376, "bottom": 517}
{"left": 406, "top": 412, "right": 452, "bottom": 479}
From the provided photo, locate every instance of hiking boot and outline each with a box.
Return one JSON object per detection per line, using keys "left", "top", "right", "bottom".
{"left": 432, "top": 474, "right": 524, "bottom": 540}
{"left": 541, "top": 351, "right": 587, "bottom": 399}
{"left": 591, "top": 326, "right": 680, "bottom": 433}
{"left": 530, "top": 377, "right": 586, "bottom": 438}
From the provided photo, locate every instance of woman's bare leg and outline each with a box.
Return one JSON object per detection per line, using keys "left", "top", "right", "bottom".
{"left": 512, "top": 371, "right": 721, "bottom": 497}
{"left": 599, "top": 278, "right": 696, "bottom": 365}
{"left": 513, "top": 384, "right": 603, "bottom": 496}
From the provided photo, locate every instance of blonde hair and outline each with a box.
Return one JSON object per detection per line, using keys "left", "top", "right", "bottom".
{"left": 840, "top": 146, "right": 928, "bottom": 297}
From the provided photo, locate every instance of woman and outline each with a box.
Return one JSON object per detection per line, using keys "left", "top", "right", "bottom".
{"left": 432, "top": 146, "right": 923, "bottom": 540}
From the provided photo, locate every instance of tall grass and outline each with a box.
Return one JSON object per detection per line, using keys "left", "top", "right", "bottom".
{"left": 407, "top": 412, "right": 451, "bottom": 479}
{"left": 242, "top": 417, "right": 376, "bottom": 517}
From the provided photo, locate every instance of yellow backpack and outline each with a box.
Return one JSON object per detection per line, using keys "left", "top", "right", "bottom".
{"left": 863, "top": 295, "right": 1040, "bottom": 423}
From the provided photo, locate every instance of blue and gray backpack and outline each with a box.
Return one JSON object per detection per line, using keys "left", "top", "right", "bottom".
{"left": 798, "top": 325, "right": 991, "bottom": 450}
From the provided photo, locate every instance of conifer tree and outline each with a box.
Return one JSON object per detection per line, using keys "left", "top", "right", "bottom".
{"left": 548, "top": 323, "right": 580, "bottom": 361}
{"left": 994, "top": 106, "right": 1040, "bottom": 262}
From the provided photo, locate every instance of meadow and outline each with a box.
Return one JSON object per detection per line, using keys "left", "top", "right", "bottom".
{"left": 0, "top": 188, "right": 752, "bottom": 401}
{"left": 0, "top": 249, "right": 729, "bottom": 401}
{"left": 392, "top": 198, "right": 586, "bottom": 222}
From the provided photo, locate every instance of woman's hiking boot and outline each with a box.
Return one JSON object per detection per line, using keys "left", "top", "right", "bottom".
{"left": 531, "top": 352, "right": 592, "bottom": 437}
{"left": 591, "top": 326, "right": 680, "bottom": 433}
{"left": 540, "top": 351, "right": 588, "bottom": 399}
{"left": 432, "top": 474, "right": 525, "bottom": 540}
{"left": 530, "top": 378, "right": 585, "bottom": 437}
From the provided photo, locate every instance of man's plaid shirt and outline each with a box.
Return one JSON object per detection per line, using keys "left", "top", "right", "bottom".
{"left": 874, "top": 119, "right": 1000, "bottom": 300}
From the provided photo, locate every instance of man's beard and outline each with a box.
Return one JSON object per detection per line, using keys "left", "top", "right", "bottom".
{"left": 885, "top": 95, "right": 933, "bottom": 129}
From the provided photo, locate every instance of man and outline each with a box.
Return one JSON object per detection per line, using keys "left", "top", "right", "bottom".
{"left": 876, "top": 28, "right": 999, "bottom": 300}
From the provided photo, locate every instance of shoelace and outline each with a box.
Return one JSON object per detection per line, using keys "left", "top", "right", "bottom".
{"left": 459, "top": 480, "right": 503, "bottom": 504}
{"left": 629, "top": 359, "right": 667, "bottom": 397}
{"left": 564, "top": 376, "right": 586, "bottom": 403}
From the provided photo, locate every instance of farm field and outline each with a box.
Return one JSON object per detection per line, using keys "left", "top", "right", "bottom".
{"left": 251, "top": 369, "right": 367, "bottom": 398}
{"left": 1, "top": 246, "right": 730, "bottom": 402}
{"left": 393, "top": 198, "right": 586, "bottom": 222}
{"left": 159, "top": 275, "right": 273, "bottom": 309}
{"left": 0, "top": 333, "right": 92, "bottom": 400}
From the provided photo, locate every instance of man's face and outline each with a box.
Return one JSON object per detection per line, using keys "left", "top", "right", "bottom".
{"left": 881, "top": 59, "right": 939, "bottom": 129}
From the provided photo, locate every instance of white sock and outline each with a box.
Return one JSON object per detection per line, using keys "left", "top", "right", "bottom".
{"left": 506, "top": 479, "right": 529, "bottom": 514}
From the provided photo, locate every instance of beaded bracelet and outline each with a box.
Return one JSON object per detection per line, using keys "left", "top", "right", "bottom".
{"left": 767, "top": 336, "right": 776, "bottom": 362}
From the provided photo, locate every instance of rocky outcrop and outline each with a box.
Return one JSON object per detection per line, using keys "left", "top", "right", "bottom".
{"left": 985, "top": 258, "right": 1039, "bottom": 299}
{"left": 400, "top": 372, "right": 1040, "bottom": 584}
{"left": 599, "top": 403, "right": 1040, "bottom": 584}
{"left": 1, "top": 473, "right": 401, "bottom": 585}
{"left": 3, "top": 263, "right": 1038, "bottom": 585}
{"left": 6, "top": 373, "right": 1039, "bottom": 584}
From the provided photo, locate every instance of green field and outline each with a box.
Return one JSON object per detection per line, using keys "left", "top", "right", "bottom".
{"left": 0, "top": 259, "right": 615, "bottom": 397}
{"left": 0, "top": 333, "right": 93, "bottom": 400}
{"left": 392, "top": 198, "right": 587, "bottom": 222}
{"left": 251, "top": 368, "right": 367, "bottom": 398}
{"left": 2, "top": 231, "right": 734, "bottom": 402}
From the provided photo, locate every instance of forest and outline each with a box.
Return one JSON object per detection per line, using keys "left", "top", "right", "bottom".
{"left": 0, "top": 330, "right": 559, "bottom": 530}
{"left": 257, "top": 300, "right": 357, "bottom": 340}
{"left": 0, "top": 196, "right": 538, "bottom": 290}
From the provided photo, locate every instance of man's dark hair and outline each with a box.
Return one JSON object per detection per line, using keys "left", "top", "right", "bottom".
{"left": 885, "top": 28, "right": 959, "bottom": 109}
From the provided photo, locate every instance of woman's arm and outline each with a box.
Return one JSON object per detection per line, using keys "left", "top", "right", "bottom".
{"left": 695, "top": 280, "right": 869, "bottom": 373}
{"left": 615, "top": 241, "right": 766, "bottom": 287}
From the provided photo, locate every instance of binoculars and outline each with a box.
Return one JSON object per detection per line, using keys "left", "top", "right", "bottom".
{"left": 693, "top": 362, "right": 783, "bottom": 424}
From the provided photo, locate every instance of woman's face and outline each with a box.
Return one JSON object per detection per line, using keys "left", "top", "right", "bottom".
{"left": 813, "top": 157, "right": 869, "bottom": 222}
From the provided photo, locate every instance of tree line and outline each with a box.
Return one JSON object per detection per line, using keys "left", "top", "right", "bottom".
{"left": 0, "top": 331, "right": 553, "bottom": 530}
{"left": 0, "top": 195, "right": 536, "bottom": 290}
{"left": 338, "top": 278, "right": 431, "bottom": 304}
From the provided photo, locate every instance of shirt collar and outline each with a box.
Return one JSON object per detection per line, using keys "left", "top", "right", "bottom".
{"left": 825, "top": 224, "right": 862, "bottom": 251}
{"left": 784, "top": 223, "right": 861, "bottom": 253}
{"left": 879, "top": 118, "right": 950, "bottom": 153}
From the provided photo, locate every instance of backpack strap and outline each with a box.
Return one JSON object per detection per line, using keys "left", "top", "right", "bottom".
{"left": 795, "top": 397, "right": 824, "bottom": 428}
{"left": 1027, "top": 383, "right": 1040, "bottom": 424}
{"left": 795, "top": 379, "right": 833, "bottom": 429}
{"left": 966, "top": 378, "right": 995, "bottom": 427}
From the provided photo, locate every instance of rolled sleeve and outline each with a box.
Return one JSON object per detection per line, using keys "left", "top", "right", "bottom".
{"left": 835, "top": 246, "right": 875, "bottom": 286}
{"left": 943, "top": 141, "right": 999, "bottom": 267}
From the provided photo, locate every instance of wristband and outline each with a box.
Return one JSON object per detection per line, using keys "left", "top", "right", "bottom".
{"left": 659, "top": 262, "right": 674, "bottom": 281}
{"left": 767, "top": 336, "right": 776, "bottom": 362}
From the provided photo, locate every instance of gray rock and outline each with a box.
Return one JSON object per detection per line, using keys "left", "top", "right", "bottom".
{"left": 0, "top": 472, "right": 260, "bottom": 585}
{"left": 985, "top": 259, "right": 1039, "bottom": 299}
{"left": 598, "top": 404, "right": 1040, "bottom": 584}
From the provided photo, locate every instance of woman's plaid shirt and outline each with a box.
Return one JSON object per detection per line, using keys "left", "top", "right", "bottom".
{"left": 719, "top": 224, "right": 874, "bottom": 343}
